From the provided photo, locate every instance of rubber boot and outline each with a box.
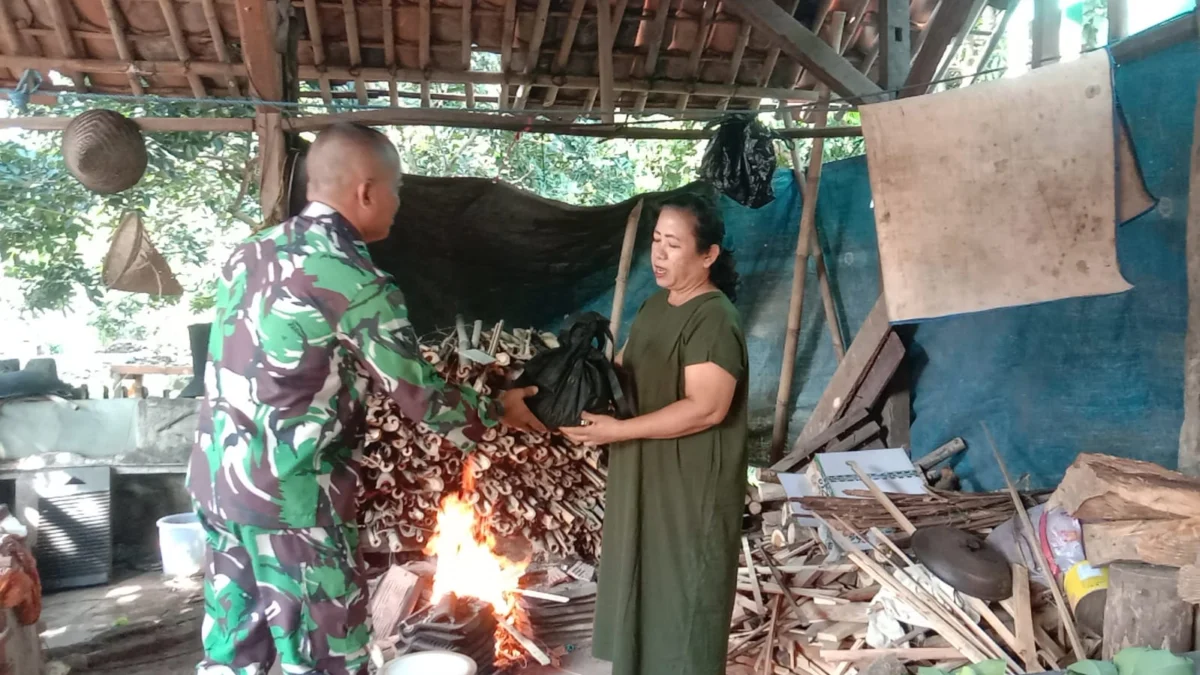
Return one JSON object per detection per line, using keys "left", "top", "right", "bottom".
{"left": 179, "top": 323, "right": 212, "bottom": 398}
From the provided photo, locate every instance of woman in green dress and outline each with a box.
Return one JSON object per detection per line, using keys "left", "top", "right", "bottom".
{"left": 562, "top": 191, "right": 748, "bottom": 675}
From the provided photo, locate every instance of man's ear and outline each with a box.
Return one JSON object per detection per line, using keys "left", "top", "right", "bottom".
{"left": 356, "top": 180, "right": 372, "bottom": 208}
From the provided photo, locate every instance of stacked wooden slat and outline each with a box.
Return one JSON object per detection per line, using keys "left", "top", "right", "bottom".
{"left": 797, "top": 489, "right": 1030, "bottom": 535}
{"left": 357, "top": 326, "right": 605, "bottom": 561}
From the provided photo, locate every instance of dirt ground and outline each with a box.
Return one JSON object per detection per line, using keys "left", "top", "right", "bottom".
{"left": 39, "top": 571, "right": 610, "bottom": 675}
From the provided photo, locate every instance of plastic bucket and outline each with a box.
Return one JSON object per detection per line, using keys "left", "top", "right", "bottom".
{"left": 381, "top": 651, "right": 477, "bottom": 675}
{"left": 156, "top": 513, "right": 206, "bottom": 578}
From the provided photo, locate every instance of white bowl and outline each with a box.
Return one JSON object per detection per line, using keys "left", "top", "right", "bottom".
{"left": 381, "top": 651, "right": 478, "bottom": 675}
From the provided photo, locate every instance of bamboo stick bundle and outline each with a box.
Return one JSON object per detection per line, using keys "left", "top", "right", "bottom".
{"left": 357, "top": 324, "right": 606, "bottom": 561}
{"left": 795, "top": 489, "right": 1049, "bottom": 534}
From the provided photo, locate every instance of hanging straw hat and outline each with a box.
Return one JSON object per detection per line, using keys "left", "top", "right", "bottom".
{"left": 102, "top": 212, "right": 184, "bottom": 297}
{"left": 62, "top": 109, "right": 148, "bottom": 194}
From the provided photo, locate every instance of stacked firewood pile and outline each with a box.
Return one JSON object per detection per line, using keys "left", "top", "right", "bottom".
{"left": 357, "top": 325, "right": 606, "bottom": 560}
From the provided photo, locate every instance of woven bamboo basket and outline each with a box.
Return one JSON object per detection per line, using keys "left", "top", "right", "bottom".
{"left": 62, "top": 109, "right": 148, "bottom": 194}
{"left": 102, "top": 212, "right": 183, "bottom": 297}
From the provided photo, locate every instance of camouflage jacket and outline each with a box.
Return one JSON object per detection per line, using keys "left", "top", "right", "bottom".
{"left": 186, "top": 202, "right": 498, "bottom": 529}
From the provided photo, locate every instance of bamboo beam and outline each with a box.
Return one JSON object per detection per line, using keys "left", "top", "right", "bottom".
{"left": 770, "top": 14, "right": 842, "bottom": 462}
{"left": 542, "top": 0, "right": 587, "bottom": 107}
{"left": 751, "top": 0, "right": 803, "bottom": 108}
{"left": 500, "top": 0, "right": 518, "bottom": 108}
{"left": 98, "top": 0, "right": 145, "bottom": 95}
{"left": 283, "top": 106, "right": 864, "bottom": 139}
{"left": 0, "top": 54, "right": 245, "bottom": 78}
{"left": 0, "top": 116, "right": 254, "bottom": 132}
{"left": 201, "top": 0, "right": 240, "bottom": 95}
{"left": 930, "top": 0, "right": 988, "bottom": 87}
{"left": 717, "top": 17, "right": 753, "bottom": 110}
{"left": 515, "top": 0, "right": 552, "bottom": 109}
{"left": 596, "top": 0, "right": 616, "bottom": 123}
{"left": 676, "top": 0, "right": 717, "bottom": 111}
{"left": 42, "top": 0, "right": 88, "bottom": 91}
{"left": 343, "top": 0, "right": 367, "bottom": 103}
{"left": 419, "top": 0, "right": 432, "bottom": 106}
{"left": 461, "top": 0, "right": 474, "bottom": 107}
{"left": 384, "top": 0, "right": 398, "bottom": 106}
{"left": 1108, "top": 0, "right": 1127, "bottom": 42}
{"left": 234, "top": 0, "right": 283, "bottom": 104}
{"left": 294, "top": 62, "right": 822, "bottom": 101}
{"left": 633, "top": 0, "right": 675, "bottom": 111}
{"left": 156, "top": 0, "right": 208, "bottom": 97}
{"left": 1182, "top": 78, "right": 1200, "bottom": 476}
{"left": 1031, "top": 0, "right": 1061, "bottom": 68}
{"left": 581, "top": 0, "right": 628, "bottom": 113}
{"left": 609, "top": 199, "right": 644, "bottom": 356}
{"left": 304, "top": 0, "right": 334, "bottom": 105}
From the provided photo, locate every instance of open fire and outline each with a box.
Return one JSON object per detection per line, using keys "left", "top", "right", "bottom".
{"left": 423, "top": 477, "right": 532, "bottom": 666}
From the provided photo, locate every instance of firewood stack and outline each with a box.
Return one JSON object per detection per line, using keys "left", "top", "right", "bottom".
{"left": 357, "top": 325, "right": 606, "bottom": 561}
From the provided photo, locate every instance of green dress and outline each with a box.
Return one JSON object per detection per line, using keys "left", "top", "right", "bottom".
{"left": 592, "top": 290, "right": 749, "bottom": 675}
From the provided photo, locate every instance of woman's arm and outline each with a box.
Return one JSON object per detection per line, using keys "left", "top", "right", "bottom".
{"left": 561, "top": 362, "right": 737, "bottom": 445}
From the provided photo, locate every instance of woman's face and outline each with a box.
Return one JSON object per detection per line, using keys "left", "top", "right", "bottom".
{"left": 651, "top": 207, "right": 718, "bottom": 292}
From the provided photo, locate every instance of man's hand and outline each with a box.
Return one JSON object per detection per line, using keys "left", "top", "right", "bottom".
{"left": 560, "top": 411, "right": 626, "bottom": 446}
{"left": 498, "top": 386, "right": 548, "bottom": 434}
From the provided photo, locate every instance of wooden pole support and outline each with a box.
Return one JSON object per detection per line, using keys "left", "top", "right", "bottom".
{"left": 609, "top": 199, "right": 645, "bottom": 357}
{"left": 1180, "top": 80, "right": 1200, "bottom": 475}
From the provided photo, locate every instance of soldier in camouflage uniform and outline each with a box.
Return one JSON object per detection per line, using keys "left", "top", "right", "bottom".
{"left": 187, "top": 124, "right": 542, "bottom": 675}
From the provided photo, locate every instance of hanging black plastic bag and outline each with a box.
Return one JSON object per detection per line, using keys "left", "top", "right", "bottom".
{"left": 700, "top": 114, "right": 780, "bottom": 209}
{"left": 515, "top": 312, "right": 632, "bottom": 429}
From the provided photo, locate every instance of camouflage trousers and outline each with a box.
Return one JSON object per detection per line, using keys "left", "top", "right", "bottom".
{"left": 195, "top": 511, "right": 370, "bottom": 675}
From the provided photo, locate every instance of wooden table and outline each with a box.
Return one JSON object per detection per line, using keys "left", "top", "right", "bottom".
{"left": 110, "top": 364, "right": 192, "bottom": 398}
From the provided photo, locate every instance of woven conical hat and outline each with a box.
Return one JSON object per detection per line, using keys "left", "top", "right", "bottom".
{"left": 102, "top": 212, "right": 183, "bottom": 297}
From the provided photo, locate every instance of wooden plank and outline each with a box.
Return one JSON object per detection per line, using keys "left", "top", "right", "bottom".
{"left": 819, "top": 647, "right": 961, "bottom": 663}
{"left": 461, "top": 0, "right": 473, "bottom": 106}
{"left": 384, "top": 0, "right": 398, "bottom": 106}
{"left": 742, "top": 536, "right": 765, "bottom": 613}
{"left": 303, "top": 0, "right": 333, "bottom": 105}
{"left": 1082, "top": 518, "right": 1200, "bottom": 567}
{"left": 1031, "top": 0, "right": 1060, "bottom": 69}
{"left": 595, "top": 0, "right": 615, "bottom": 122}
{"left": 843, "top": 331, "right": 904, "bottom": 413}
{"left": 1109, "top": 13, "right": 1196, "bottom": 64}
{"left": 1103, "top": 562, "right": 1194, "bottom": 658}
{"left": 723, "top": 0, "right": 882, "bottom": 100}
{"left": 1108, "top": 0, "right": 1128, "bottom": 41}
{"left": 157, "top": 0, "right": 207, "bottom": 97}
{"left": 342, "top": 0, "right": 367, "bottom": 103}
{"left": 42, "top": 0, "right": 88, "bottom": 91}
{"left": 815, "top": 621, "right": 865, "bottom": 643}
{"left": 773, "top": 407, "right": 870, "bottom": 472}
{"left": 235, "top": 0, "right": 283, "bottom": 104}
{"left": 1011, "top": 564, "right": 1041, "bottom": 672}
{"left": 752, "top": 0, "right": 802, "bottom": 108}
{"left": 98, "top": 0, "right": 145, "bottom": 95}
{"left": 879, "top": 359, "right": 910, "bottom": 449}
{"left": 514, "top": 0, "right": 551, "bottom": 109}
{"left": 201, "top": 0, "right": 240, "bottom": 96}
{"left": 717, "top": 18, "right": 753, "bottom": 110}
{"left": 791, "top": 297, "right": 891, "bottom": 451}
{"left": 824, "top": 421, "right": 880, "bottom": 453}
{"left": 1184, "top": 78, "right": 1200, "bottom": 475}
{"left": 929, "top": 0, "right": 988, "bottom": 86}
{"left": 970, "top": 0, "right": 1017, "bottom": 85}
{"left": 0, "top": 116, "right": 254, "bottom": 132}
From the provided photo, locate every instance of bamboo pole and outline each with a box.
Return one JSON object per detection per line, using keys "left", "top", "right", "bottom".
{"left": 770, "top": 15, "right": 842, "bottom": 462}
{"left": 717, "top": 18, "right": 753, "bottom": 111}
{"left": 201, "top": 0, "right": 240, "bottom": 96}
{"left": 543, "top": 0, "right": 587, "bottom": 107}
{"left": 609, "top": 199, "right": 645, "bottom": 358}
{"left": 383, "top": 0, "right": 398, "bottom": 106}
{"left": 43, "top": 0, "right": 88, "bottom": 91}
{"left": 343, "top": 0, "right": 367, "bottom": 103}
{"left": 676, "top": 0, "right": 717, "bottom": 111}
{"left": 581, "top": 0, "right": 628, "bottom": 114}
{"left": 782, "top": 109, "right": 845, "bottom": 361}
{"left": 500, "top": 0, "right": 517, "bottom": 108}
{"left": 0, "top": 116, "right": 253, "bottom": 132}
{"left": 303, "top": 0, "right": 334, "bottom": 106}
{"left": 97, "top": 0, "right": 145, "bottom": 95}
{"left": 514, "top": 0, "right": 552, "bottom": 109}
{"left": 156, "top": 0, "right": 207, "bottom": 97}
{"left": 596, "top": 0, "right": 616, "bottom": 124}
{"left": 461, "top": 0, "right": 473, "bottom": 107}
{"left": 633, "top": 0, "right": 676, "bottom": 112}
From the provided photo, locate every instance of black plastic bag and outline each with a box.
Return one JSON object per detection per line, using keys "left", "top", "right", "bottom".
{"left": 515, "top": 312, "right": 632, "bottom": 429}
{"left": 700, "top": 115, "right": 780, "bottom": 209}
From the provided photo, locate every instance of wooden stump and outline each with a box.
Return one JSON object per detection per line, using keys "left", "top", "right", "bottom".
{"left": 1103, "top": 562, "right": 1194, "bottom": 658}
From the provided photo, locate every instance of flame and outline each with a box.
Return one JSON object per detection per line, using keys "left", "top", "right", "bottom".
{"left": 424, "top": 492, "right": 526, "bottom": 616}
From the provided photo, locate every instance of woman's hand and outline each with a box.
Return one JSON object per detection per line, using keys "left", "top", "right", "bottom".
{"left": 561, "top": 412, "right": 626, "bottom": 446}
{"left": 498, "top": 386, "right": 548, "bottom": 434}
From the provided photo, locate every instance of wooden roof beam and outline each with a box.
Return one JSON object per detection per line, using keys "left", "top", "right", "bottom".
{"left": 383, "top": 0, "right": 397, "bottom": 106}
{"left": 303, "top": 0, "right": 334, "bottom": 105}
{"left": 341, "top": 0, "right": 367, "bottom": 103}
{"left": 724, "top": 0, "right": 882, "bottom": 100}
{"left": 201, "top": 0, "right": 240, "bottom": 95}
{"left": 878, "top": 0, "right": 910, "bottom": 91}
{"left": 901, "top": 0, "right": 975, "bottom": 97}
{"left": 41, "top": 0, "right": 88, "bottom": 91}
{"left": 157, "top": 0, "right": 208, "bottom": 97}
{"left": 233, "top": 0, "right": 282, "bottom": 105}
{"left": 716, "top": 16, "right": 753, "bottom": 111}
{"left": 419, "top": 0, "right": 431, "bottom": 106}
{"left": 632, "top": 0, "right": 675, "bottom": 112}
{"left": 930, "top": 0, "right": 988, "bottom": 86}
{"left": 461, "top": 0, "right": 474, "bottom": 107}
{"left": 748, "top": 0, "right": 803, "bottom": 110}
{"left": 676, "top": 0, "right": 718, "bottom": 111}
{"left": 500, "top": 0, "right": 517, "bottom": 108}
{"left": 542, "top": 0, "right": 586, "bottom": 107}
{"left": 514, "top": 0, "right": 552, "bottom": 109}
{"left": 596, "top": 0, "right": 616, "bottom": 122}
{"left": 97, "top": 0, "right": 145, "bottom": 95}
{"left": 1031, "top": 0, "right": 1061, "bottom": 69}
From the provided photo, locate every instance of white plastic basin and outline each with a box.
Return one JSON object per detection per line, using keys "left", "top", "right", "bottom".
{"left": 381, "top": 651, "right": 478, "bottom": 675}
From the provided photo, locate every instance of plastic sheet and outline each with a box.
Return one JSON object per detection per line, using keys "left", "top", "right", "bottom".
{"left": 700, "top": 115, "right": 779, "bottom": 208}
